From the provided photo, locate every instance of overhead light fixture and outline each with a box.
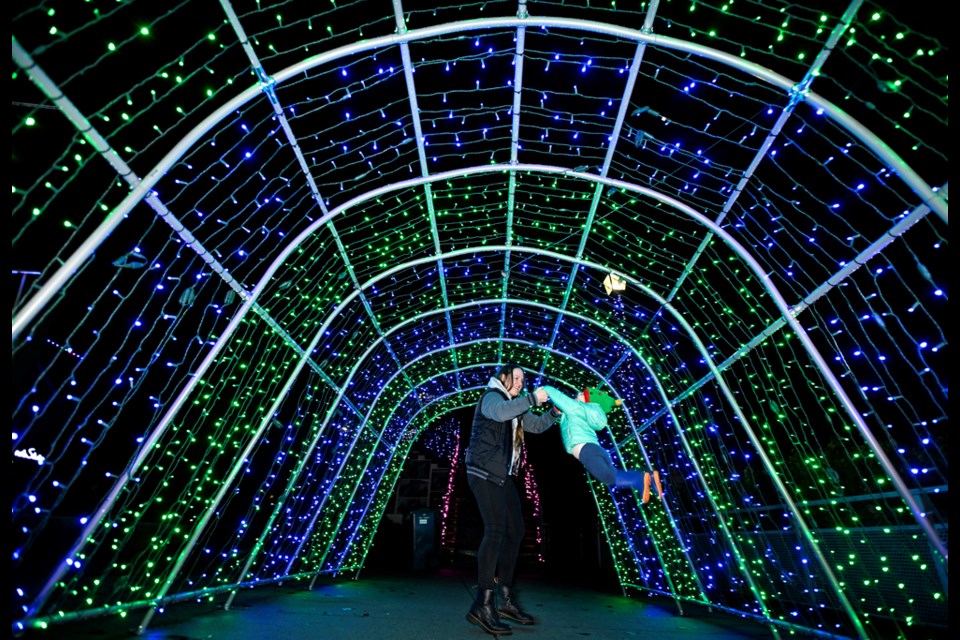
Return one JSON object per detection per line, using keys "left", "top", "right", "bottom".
{"left": 602, "top": 272, "right": 626, "bottom": 295}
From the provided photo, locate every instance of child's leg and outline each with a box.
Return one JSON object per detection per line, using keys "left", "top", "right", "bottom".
{"left": 616, "top": 469, "right": 645, "bottom": 488}
{"left": 576, "top": 443, "right": 618, "bottom": 485}
{"left": 577, "top": 444, "right": 644, "bottom": 488}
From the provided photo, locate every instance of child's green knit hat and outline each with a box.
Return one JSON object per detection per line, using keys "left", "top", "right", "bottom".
{"left": 583, "top": 387, "right": 622, "bottom": 414}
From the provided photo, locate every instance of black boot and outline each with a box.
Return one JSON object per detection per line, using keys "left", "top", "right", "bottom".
{"left": 466, "top": 587, "right": 512, "bottom": 636}
{"left": 496, "top": 584, "right": 536, "bottom": 625}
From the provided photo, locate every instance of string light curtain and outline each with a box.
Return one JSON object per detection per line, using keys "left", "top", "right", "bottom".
{"left": 12, "top": 0, "right": 946, "bottom": 638}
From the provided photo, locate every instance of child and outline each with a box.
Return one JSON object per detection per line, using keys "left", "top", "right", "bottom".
{"left": 543, "top": 386, "right": 663, "bottom": 502}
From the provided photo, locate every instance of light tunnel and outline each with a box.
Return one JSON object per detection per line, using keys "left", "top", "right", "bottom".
{"left": 11, "top": 1, "right": 947, "bottom": 638}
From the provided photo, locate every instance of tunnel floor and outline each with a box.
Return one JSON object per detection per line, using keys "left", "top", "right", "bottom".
{"left": 19, "top": 566, "right": 780, "bottom": 640}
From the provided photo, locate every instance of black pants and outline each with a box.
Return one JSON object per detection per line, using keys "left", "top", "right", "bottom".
{"left": 467, "top": 474, "right": 524, "bottom": 590}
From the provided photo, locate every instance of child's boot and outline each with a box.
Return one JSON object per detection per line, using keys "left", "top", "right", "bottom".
{"left": 653, "top": 470, "right": 663, "bottom": 500}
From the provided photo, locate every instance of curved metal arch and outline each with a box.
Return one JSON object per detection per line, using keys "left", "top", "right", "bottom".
{"left": 31, "top": 178, "right": 938, "bottom": 623}
{"left": 363, "top": 385, "right": 703, "bottom": 604}
{"left": 330, "top": 337, "right": 817, "bottom": 613}
{"left": 302, "top": 343, "right": 813, "bottom": 622}
{"left": 296, "top": 352, "right": 704, "bottom": 607}
{"left": 296, "top": 173, "right": 944, "bottom": 565}
{"left": 15, "top": 35, "right": 945, "bottom": 593}
{"left": 308, "top": 292, "right": 865, "bottom": 630}
{"left": 9, "top": 8, "right": 945, "bottom": 635}
{"left": 14, "top": 5, "right": 945, "bottom": 612}
{"left": 336, "top": 350, "right": 713, "bottom": 599}
{"left": 20, "top": 156, "right": 940, "bottom": 573}
{"left": 134, "top": 297, "right": 693, "bottom": 629}
{"left": 21, "top": 153, "right": 935, "bottom": 504}
{"left": 300, "top": 359, "right": 582, "bottom": 577}
{"left": 257, "top": 302, "right": 716, "bottom": 581}
{"left": 12, "top": 14, "right": 946, "bottom": 339}
{"left": 339, "top": 387, "right": 674, "bottom": 594}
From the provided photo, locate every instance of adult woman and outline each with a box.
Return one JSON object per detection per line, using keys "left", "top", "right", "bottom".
{"left": 463, "top": 363, "right": 557, "bottom": 635}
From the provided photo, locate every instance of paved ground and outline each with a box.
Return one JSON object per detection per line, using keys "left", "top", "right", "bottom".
{"left": 18, "top": 567, "right": 780, "bottom": 640}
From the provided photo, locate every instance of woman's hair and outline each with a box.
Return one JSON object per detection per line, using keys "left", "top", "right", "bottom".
{"left": 496, "top": 362, "right": 523, "bottom": 381}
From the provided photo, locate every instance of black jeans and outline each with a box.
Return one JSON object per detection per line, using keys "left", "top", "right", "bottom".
{"left": 467, "top": 474, "right": 524, "bottom": 590}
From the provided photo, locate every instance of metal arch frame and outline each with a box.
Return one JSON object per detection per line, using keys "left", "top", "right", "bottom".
{"left": 277, "top": 317, "right": 677, "bottom": 578}
{"left": 37, "top": 280, "right": 769, "bottom": 634}
{"left": 11, "top": 12, "right": 945, "bottom": 632}
{"left": 13, "top": 20, "right": 947, "bottom": 561}
{"left": 12, "top": 14, "right": 948, "bottom": 339}
{"left": 305, "top": 287, "right": 862, "bottom": 631}
{"left": 14, "top": 16, "right": 944, "bottom": 563}
{"left": 23, "top": 173, "right": 937, "bottom": 632}
{"left": 329, "top": 368, "right": 695, "bottom": 608}
{"left": 211, "top": 274, "right": 830, "bottom": 633}
{"left": 255, "top": 161, "right": 943, "bottom": 568}
{"left": 291, "top": 349, "right": 704, "bottom": 611}
{"left": 21, "top": 169, "right": 937, "bottom": 633}
{"left": 298, "top": 345, "right": 655, "bottom": 565}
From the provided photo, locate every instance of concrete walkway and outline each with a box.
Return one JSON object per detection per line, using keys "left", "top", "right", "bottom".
{"left": 26, "top": 568, "right": 779, "bottom": 640}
